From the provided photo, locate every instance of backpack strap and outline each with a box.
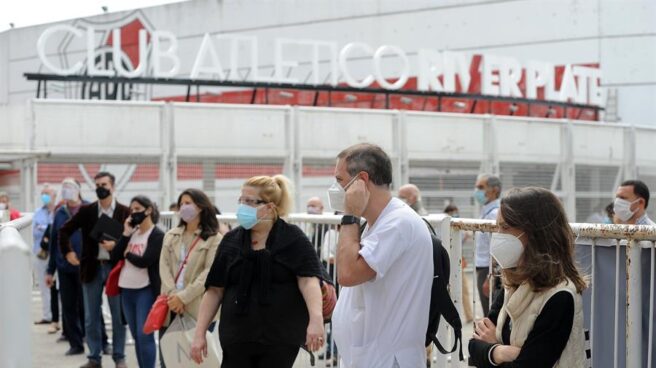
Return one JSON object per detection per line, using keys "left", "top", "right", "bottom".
{"left": 431, "top": 276, "right": 465, "bottom": 361}
{"left": 422, "top": 218, "right": 437, "bottom": 236}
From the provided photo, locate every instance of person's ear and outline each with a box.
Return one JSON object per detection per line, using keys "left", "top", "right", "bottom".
{"left": 359, "top": 171, "right": 370, "bottom": 185}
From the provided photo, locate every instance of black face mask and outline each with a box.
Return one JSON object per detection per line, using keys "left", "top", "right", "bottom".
{"left": 129, "top": 211, "right": 147, "bottom": 227}
{"left": 95, "top": 186, "right": 111, "bottom": 200}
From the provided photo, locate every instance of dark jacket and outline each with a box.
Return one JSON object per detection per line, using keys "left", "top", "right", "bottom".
{"left": 48, "top": 201, "right": 89, "bottom": 275}
{"left": 110, "top": 226, "right": 165, "bottom": 297}
{"left": 58, "top": 200, "right": 130, "bottom": 283}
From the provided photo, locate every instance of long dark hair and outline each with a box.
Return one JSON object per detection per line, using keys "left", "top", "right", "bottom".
{"left": 177, "top": 188, "right": 218, "bottom": 240}
{"left": 499, "top": 187, "right": 586, "bottom": 294}
{"left": 130, "top": 195, "right": 160, "bottom": 224}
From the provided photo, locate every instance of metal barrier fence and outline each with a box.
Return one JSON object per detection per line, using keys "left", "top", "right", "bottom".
{"left": 0, "top": 214, "right": 34, "bottom": 368}
{"left": 5, "top": 211, "right": 647, "bottom": 367}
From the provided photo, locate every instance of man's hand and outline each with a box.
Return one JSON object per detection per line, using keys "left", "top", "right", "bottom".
{"left": 99, "top": 240, "right": 116, "bottom": 252}
{"left": 45, "top": 274, "right": 55, "bottom": 288}
{"left": 167, "top": 294, "right": 185, "bottom": 314}
{"left": 344, "top": 179, "right": 369, "bottom": 216}
{"left": 65, "top": 251, "right": 80, "bottom": 266}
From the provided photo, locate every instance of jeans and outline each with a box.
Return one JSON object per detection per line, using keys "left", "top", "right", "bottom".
{"left": 59, "top": 270, "right": 85, "bottom": 350}
{"left": 82, "top": 262, "right": 126, "bottom": 363}
{"left": 122, "top": 287, "right": 156, "bottom": 368}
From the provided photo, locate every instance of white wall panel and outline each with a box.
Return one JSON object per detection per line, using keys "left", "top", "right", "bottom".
{"left": 32, "top": 100, "right": 163, "bottom": 155}
{"left": 0, "top": 104, "right": 28, "bottom": 149}
{"left": 572, "top": 123, "right": 625, "bottom": 164}
{"left": 297, "top": 107, "right": 395, "bottom": 158}
{"left": 496, "top": 118, "right": 562, "bottom": 163}
{"left": 405, "top": 113, "right": 486, "bottom": 161}
{"left": 635, "top": 127, "right": 656, "bottom": 167}
{"left": 173, "top": 103, "right": 289, "bottom": 158}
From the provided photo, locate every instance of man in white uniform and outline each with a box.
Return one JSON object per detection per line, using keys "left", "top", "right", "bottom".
{"left": 329, "top": 143, "right": 433, "bottom": 368}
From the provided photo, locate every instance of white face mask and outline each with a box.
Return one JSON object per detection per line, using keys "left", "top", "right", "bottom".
{"left": 61, "top": 187, "right": 79, "bottom": 201}
{"left": 490, "top": 232, "right": 525, "bottom": 269}
{"left": 613, "top": 197, "right": 639, "bottom": 222}
{"left": 327, "top": 176, "right": 359, "bottom": 212}
{"left": 0, "top": 203, "right": 6, "bottom": 210}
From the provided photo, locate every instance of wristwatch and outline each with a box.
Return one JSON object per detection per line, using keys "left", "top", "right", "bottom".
{"left": 340, "top": 215, "right": 360, "bottom": 225}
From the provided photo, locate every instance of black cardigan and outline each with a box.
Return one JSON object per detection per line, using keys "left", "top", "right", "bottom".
{"left": 59, "top": 201, "right": 130, "bottom": 283}
{"left": 468, "top": 289, "right": 574, "bottom": 367}
{"left": 111, "top": 226, "right": 165, "bottom": 297}
{"left": 205, "top": 218, "right": 325, "bottom": 347}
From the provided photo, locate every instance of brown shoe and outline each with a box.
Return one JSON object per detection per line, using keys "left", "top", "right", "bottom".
{"left": 115, "top": 361, "right": 127, "bottom": 368}
{"left": 47, "top": 322, "right": 61, "bottom": 334}
{"left": 79, "top": 360, "right": 101, "bottom": 368}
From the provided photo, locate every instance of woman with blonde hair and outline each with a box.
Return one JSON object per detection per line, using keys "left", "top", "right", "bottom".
{"left": 191, "top": 175, "right": 326, "bottom": 368}
{"left": 468, "top": 187, "right": 587, "bottom": 367}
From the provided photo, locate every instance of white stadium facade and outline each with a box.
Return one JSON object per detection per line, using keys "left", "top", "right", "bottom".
{"left": 1, "top": 0, "right": 655, "bottom": 222}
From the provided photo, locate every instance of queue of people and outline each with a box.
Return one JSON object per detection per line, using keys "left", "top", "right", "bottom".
{"left": 19, "top": 144, "right": 654, "bottom": 368}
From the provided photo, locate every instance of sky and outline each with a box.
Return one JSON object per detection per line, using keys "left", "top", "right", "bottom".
{"left": 0, "top": 0, "right": 186, "bottom": 32}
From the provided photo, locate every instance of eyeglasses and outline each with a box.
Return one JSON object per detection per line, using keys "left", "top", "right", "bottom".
{"left": 237, "top": 197, "right": 267, "bottom": 207}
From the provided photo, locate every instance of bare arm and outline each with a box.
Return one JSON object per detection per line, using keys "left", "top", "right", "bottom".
{"left": 196, "top": 286, "right": 223, "bottom": 334}
{"left": 336, "top": 223, "right": 375, "bottom": 286}
{"left": 191, "top": 286, "right": 224, "bottom": 364}
{"left": 298, "top": 276, "right": 325, "bottom": 352}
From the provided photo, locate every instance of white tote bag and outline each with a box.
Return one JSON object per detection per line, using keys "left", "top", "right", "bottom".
{"left": 160, "top": 315, "right": 221, "bottom": 368}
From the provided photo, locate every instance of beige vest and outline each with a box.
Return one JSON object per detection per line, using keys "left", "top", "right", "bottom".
{"left": 496, "top": 280, "right": 585, "bottom": 367}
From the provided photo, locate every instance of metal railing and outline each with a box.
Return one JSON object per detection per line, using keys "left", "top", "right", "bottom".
{"left": 0, "top": 214, "right": 34, "bottom": 368}
{"left": 161, "top": 213, "right": 656, "bottom": 367}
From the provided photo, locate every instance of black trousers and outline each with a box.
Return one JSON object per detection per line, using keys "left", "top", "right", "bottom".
{"left": 59, "top": 270, "right": 85, "bottom": 350}
{"left": 50, "top": 282, "right": 59, "bottom": 323}
{"left": 221, "top": 342, "right": 300, "bottom": 368}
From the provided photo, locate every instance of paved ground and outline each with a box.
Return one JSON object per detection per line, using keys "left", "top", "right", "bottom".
{"left": 31, "top": 289, "right": 475, "bottom": 368}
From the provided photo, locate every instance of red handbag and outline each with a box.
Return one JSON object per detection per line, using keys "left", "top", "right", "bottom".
{"left": 143, "top": 236, "right": 201, "bottom": 335}
{"left": 105, "top": 260, "right": 125, "bottom": 297}
{"left": 321, "top": 281, "right": 337, "bottom": 320}
{"left": 143, "top": 295, "right": 169, "bottom": 334}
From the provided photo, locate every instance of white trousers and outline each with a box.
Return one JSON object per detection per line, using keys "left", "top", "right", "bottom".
{"left": 33, "top": 256, "right": 51, "bottom": 321}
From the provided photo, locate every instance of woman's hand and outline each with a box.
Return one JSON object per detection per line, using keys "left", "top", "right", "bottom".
{"left": 123, "top": 217, "right": 136, "bottom": 237}
{"left": 473, "top": 317, "right": 498, "bottom": 344}
{"left": 190, "top": 332, "right": 207, "bottom": 364}
{"left": 305, "top": 316, "right": 325, "bottom": 352}
{"left": 167, "top": 294, "right": 185, "bottom": 314}
{"left": 492, "top": 345, "right": 521, "bottom": 364}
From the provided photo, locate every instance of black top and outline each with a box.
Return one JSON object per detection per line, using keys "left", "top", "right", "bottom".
{"left": 205, "top": 219, "right": 325, "bottom": 347}
{"left": 468, "top": 289, "right": 574, "bottom": 367}
{"left": 110, "top": 226, "right": 165, "bottom": 297}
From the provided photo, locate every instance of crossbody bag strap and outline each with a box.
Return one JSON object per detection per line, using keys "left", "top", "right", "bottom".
{"left": 174, "top": 235, "right": 202, "bottom": 283}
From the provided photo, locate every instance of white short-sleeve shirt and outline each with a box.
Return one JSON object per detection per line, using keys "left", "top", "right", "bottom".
{"left": 332, "top": 198, "right": 433, "bottom": 368}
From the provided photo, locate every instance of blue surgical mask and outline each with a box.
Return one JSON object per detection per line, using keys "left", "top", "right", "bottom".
{"left": 41, "top": 194, "right": 52, "bottom": 206}
{"left": 474, "top": 189, "right": 487, "bottom": 205}
{"left": 236, "top": 204, "right": 260, "bottom": 230}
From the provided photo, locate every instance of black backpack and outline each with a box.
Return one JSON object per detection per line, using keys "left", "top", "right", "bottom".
{"left": 421, "top": 218, "right": 464, "bottom": 362}
{"left": 359, "top": 219, "right": 464, "bottom": 361}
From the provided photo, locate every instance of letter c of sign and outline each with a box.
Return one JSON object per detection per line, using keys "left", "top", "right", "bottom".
{"left": 37, "top": 25, "right": 84, "bottom": 75}
{"left": 339, "top": 42, "right": 375, "bottom": 88}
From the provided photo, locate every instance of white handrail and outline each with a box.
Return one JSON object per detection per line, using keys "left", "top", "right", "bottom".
{"left": 0, "top": 214, "right": 34, "bottom": 368}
